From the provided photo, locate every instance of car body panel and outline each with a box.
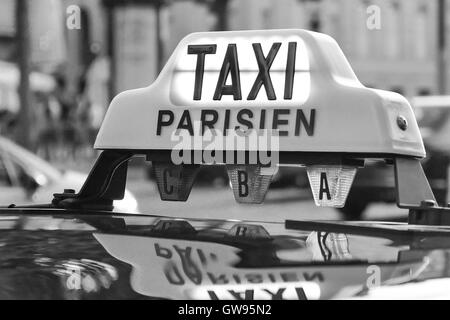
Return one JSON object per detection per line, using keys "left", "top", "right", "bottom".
{"left": 0, "top": 209, "right": 449, "bottom": 300}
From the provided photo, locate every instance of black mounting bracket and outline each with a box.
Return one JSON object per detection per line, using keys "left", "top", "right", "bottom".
{"left": 52, "top": 150, "right": 133, "bottom": 211}
{"left": 394, "top": 157, "right": 436, "bottom": 208}
{"left": 408, "top": 203, "right": 450, "bottom": 226}
{"left": 49, "top": 149, "right": 449, "bottom": 224}
{"left": 394, "top": 157, "right": 450, "bottom": 225}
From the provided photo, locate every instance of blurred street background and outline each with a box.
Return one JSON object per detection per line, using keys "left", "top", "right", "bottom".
{"left": 0, "top": 0, "right": 449, "bottom": 221}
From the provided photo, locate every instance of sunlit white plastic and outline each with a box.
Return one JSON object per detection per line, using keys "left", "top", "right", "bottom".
{"left": 307, "top": 165, "right": 357, "bottom": 208}
{"left": 95, "top": 29, "right": 425, "bottom": 158}
{"left": 227, "top": 165, "right": 276, "bottom": 204}
{"left": 95, "top": 232, "right": 426, "bottom": 299}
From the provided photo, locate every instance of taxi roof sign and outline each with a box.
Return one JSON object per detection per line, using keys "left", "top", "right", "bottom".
{"left": 53, "top": 29, "right": 446, "bottom": 218}
{"left": 95, "top": 29, "right": 425, "bottom": 158}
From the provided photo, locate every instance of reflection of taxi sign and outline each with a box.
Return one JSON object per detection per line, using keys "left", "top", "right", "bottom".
{"left": 94, "top": 231, "right": 426, "bottom": 300}
{"left": 57, "top": 29, "right": 444, "bottom": 218}
{"left": 152, "top": 162, "right": 198, "bottom": 201}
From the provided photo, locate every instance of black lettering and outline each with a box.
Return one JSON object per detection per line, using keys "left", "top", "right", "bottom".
{"left": 272, "top": 109, "right": 290, "bottom": 136}
{"left": 295, "top": 109, "right": 315, "bottom": 136}
{"left": 268, "top": 273, "right": 277, "bottom": 283}
{"left": 163, "top": 168, "right": 174, "bottom": 195}
{"left": 188, "top": 44, "right": 217, "bottom": 100}
{"left": 155, "top": 243, "right": 172, "bottom": 259}
{"left": 229, "top": 290, "right": 254, "bottom": 300}
{"left": 238, "top": 170, "right": 249, "bottom": 197}
{"left": 174, "top": 245, "right": 202, "bottom": 285}
{"left": 319, "top": 172, "right": 331, "bottom": 200}
{"left": 260, "top": 109, "right": 266, "bottom": 129}
{"left": 207, "top": 273, "right": 229, "bottom": 284}
{"left": 295, "top": 287, "right": 308, "bottom": 300}
{"left": 246, "top": 273, "right": 263, "bottom": 284}
{"left": 208, "top": 291, "right": 220, "bottom": 300}
{"left": 233, "top": 274, "right": 242, "bottom": 284}
{"left": 223, "top": 109, "right": 231, "bottom": 135}
{"left": 263, "top": 288, "right": 286, "bottom": 300}
{"left": 177, "top": 110, "right": 194, "bottom": 135}
{"left": 280, "top": 272, "right": 299, "bottom": 282}
{"left": 247, "top": 42, "right": 281, "bottom": 100}
{"left": 284, "top": 42, "right": 297, "bottom": 99}
{"left": 200, "top": 109, "right": 219, "bottom": 134}
{"left": 157, "top": 110, "right": 174, "bottom": 135}
{"left": 164, "top": 265, "right": 185, "bottom": 285}
{"left": 235, "top": 109, "right": 253, "bottom": 132}
{"left": 197, "top": 249, "right": 207, "bottom": 266}
{"left": 214, "top": 44, "right": 242, "bottom": 100}
{"left": 303, "top": 272, "right": 324, "bottom": 282}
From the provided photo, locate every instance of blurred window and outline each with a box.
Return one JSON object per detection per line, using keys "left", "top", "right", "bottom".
{"left": 386, "top": 1, "right": 401, "bottom": 59}
{"left": 416, "top": 3, "right": 428, "bottom": 59}
{"left": 356, "top": 1, "right": 369, "bottom": 58}
{"left": 390, "top": 86, "right": 404, "bottom": 95}
{"left": 262, "top": 6, "right": 271, "bottom": 29}
{"left": 417, "top": 88, "right": 431, "bottom": 96}
{"left": 80, "top": 8, "right": 93, "bottom": 67}
{"left": 309, "top": 12, "right": 321, "bottom": 32}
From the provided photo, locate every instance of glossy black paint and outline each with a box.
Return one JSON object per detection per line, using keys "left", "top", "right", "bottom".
{"left": 0, "top": 208, "right": 449, "bottom": 299}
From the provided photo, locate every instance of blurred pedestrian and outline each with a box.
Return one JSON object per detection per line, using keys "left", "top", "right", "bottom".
{"left": 35, "top": 92, "right": 59, "bottom": 161}
{"left": 53, "top": 74, "right": 77, "bottom": 161}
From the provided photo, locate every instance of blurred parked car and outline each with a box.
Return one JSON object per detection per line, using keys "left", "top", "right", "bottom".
{"left": 0, "top": 136, "right": 138, "bottom": 212}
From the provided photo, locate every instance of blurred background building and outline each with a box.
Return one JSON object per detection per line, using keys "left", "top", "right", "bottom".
{"left": 0, "top": 0, "right": 447, "bottom": 218}
{"left": 0, "top": 0, "right": 448, "bottom": 153}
